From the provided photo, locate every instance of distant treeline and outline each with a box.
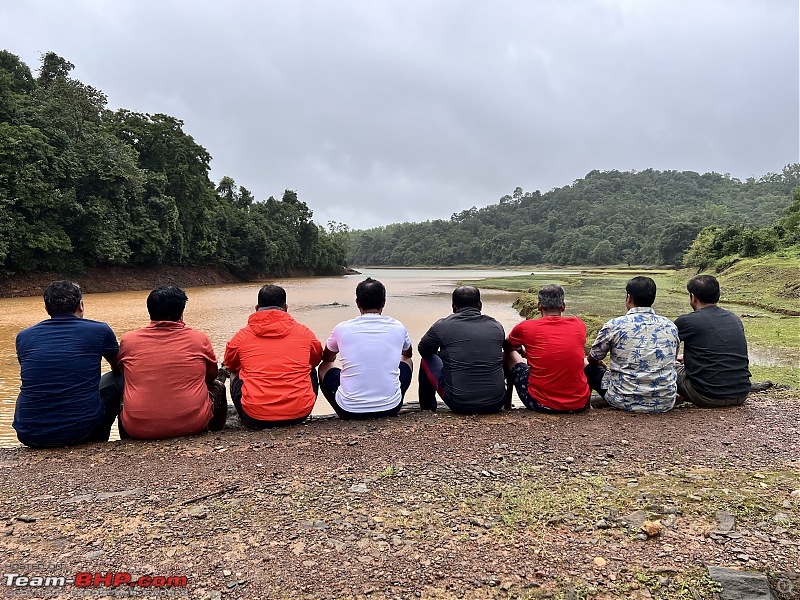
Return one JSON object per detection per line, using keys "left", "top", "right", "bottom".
{"left": 348, "top": 167, "right": 800, "bottom": 267}
{"left": 0, "top": 51, "right": 348, "bottom": 279}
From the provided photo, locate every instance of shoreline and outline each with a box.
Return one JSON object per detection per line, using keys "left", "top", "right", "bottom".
{"left": 0, "top": 266, "right": 362, "bottom": 299}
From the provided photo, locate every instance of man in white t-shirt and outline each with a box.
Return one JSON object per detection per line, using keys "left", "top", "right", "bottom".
{"left": 319, "top": 277, "right": 413, "bottom": 419}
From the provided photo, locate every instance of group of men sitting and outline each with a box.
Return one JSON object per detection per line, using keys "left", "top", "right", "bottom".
{"left": 12, "top": 274, "right": 751, "bottom": 448}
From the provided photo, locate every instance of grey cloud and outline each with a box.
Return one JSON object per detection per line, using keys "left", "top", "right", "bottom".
{"left": 3, "top": 0, "right": 797, "bottom": 229}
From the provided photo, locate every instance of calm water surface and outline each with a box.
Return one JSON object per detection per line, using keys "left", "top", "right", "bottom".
{"left": 0, "top": 269, "right": 529, "bottom": 446}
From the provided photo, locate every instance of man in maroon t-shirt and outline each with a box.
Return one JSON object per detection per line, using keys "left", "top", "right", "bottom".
{"left": 504, "top": 284, "right": 590, "bottom": 413}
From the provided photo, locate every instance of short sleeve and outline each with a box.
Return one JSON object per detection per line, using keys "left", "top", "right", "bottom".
{"left": 103, "top": 324, "right": 120, "bottom": 356}
{"left": 325, "top": 326, "right": 340, "bottom": 353}
{"left": 589, "top": 321, "right": 612, "bottom": 361}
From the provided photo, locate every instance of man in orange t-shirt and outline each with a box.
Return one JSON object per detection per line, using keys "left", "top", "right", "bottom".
{"left": 117, "top": 286, "right": 227, "bottom": 439}
{"left": 505, "top": 284, "right": 590, "bottom": 413}
{"left": 224, "top": 284, "right": 323, "bottom": 428}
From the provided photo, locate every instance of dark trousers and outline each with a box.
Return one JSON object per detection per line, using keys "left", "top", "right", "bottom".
{"left": 321, "top": 363, "right": 411, "bottom": 419}
{"left": 419, "top": 355, "right": 507, "bottom": 415}
{"left": 17, "top": 373, "right": 123, "bottom": 449}
{"left": 584, "top": 363, "right": 608, "bottom": 398}
{"left": 230, "top": 371, "right": 317, "bottom": 428}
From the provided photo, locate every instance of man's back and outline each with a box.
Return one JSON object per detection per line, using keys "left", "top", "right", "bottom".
{"left": 327, "top": 313, "right": 411, "bottom": 411}
{"left": 419, "top": 307, "right": 506, "bottom": 409}
{"left": 224, "top": 309, "right": 322, "bottom": 421}
{"left": 118, "top": 322, "right": 216, "bottom": 439}
{"left": 14, "top": 315, "right": 118, "bottom": 445}
{"left": 675, "top": 305, "right": 750, "bottom": 398}
{"left": 508, "top": 316, "right": 589, "bottom": 410}
{"left": 590, "top": 308, "right": 679, "bottom": 413}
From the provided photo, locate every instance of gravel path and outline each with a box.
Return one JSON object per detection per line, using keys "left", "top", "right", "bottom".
{"left": 1, "top": 389, "right": 798, "bottom": 599}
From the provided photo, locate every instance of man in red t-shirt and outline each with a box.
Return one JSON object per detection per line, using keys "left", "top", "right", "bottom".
{"left": 117, "top": 286, "right": 227, "bottom": 439}
{"left": 505, "top": 284, "right": 590, "bottom": 413}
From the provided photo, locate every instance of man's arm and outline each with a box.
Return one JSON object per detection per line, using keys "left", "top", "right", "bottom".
{"left": 320, "top": 347, "right": 338, "bottom": 364}
{"left": 402, "top": 346, "right": 413, "bottom": 358}
{"left": 205, "top": 360, "right": 219, "bottom": 386}
{"left": 417, "top": 326, "right": 440, "bottom": 359}
{"left": 105, "top": 352, "right": 120, "bottom": 373}
{"left": 223, "top": 340, "right": 241, "bottom": 373}
{"left": 309, "top": 337, "right": 324, "bottom": 367}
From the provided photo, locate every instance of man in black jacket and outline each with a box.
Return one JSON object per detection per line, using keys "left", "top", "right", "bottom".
{"left": 418, "top": 286, "right": 507, "bottom": 414}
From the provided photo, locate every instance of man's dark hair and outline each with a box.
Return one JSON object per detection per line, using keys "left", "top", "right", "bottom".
{"left": 452, "top": 285, "right": 481, "bottom": 310}
{"left": 687, "top": 274, "right": 720, "bottom": 304}
{"left": 356, "top": 277, "right": 386, "bottom": 311}
{"left": 538, "top": 284, "right": 565, "bottom": 310}
{"left": 43, "top": 280, "right": 82, "bottom": 316}
{"left": 147, "top": 286, "right": 188, "bottom": 321}
{"left": 626, "top": 276, "right": 657, "bottom": 307}
{"left": 257, "top": 284, "right": 287, "bottom": 309}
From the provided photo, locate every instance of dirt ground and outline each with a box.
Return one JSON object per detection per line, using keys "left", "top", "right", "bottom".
{"left": 0, "top": 389, "right": 798, "bottom": 600}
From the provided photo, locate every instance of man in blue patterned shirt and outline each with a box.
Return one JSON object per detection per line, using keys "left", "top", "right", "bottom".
{"left": 584, "top": 276, "right": 679, "bottom": 413}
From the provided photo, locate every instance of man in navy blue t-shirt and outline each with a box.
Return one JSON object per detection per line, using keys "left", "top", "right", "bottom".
{"left": 13, "top": 281, "right": 121, "bottom": 448}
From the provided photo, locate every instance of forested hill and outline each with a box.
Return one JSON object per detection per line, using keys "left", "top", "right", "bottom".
{"left": 0, "top": 51, "right": 348, "bottom": 279}
{"left": 347, "top": 167, "right": 800, "bottom": 267}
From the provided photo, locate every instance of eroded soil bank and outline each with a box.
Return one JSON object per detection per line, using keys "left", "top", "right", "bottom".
{"left": 0, "top": 266, "right": 245, "bottom": 298}
{"left": 0, "top": 389, "right": 798, "bottom": 599}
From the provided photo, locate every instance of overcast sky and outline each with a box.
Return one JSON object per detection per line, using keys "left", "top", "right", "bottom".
{"left": 3, "top": 1, "right": 798, "bottom": 229}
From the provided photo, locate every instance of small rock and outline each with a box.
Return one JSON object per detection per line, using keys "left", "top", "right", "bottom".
{"left": 641, "top": 520, "right": 663, "bottom": 537}
{"left": 188, "top": 505, "right": 208, "bottom": 519}
{"left": 15, "top": 515, "right": 36, "bottom": 523}
{"left": 715, "top": 510, "right": 736, "bottom": 533}
{"left": 619, "top": 510, "right": 647, "bottom": 529}
{"left": 595, "top": 519, "right": 610, "bottom": 529}
{"left": 565, "top": 456, "right": 575, "bottom": 463}
{"left": 86, "top": 550, "right": 104, "bottom": 559}
{"left": 349, "top": 483, "right": 369, "bottom": 493}
{"left": 707, "top": 566, "right": 772, "bottom": 600}
{"left": 223, "top": 570, "right": 232, "bottom": 576}
{"left": 592, "top": 556, "right": 607, "bottom": 568}
{"left": 790, "top": 489, "right": 800, "bottom": 500}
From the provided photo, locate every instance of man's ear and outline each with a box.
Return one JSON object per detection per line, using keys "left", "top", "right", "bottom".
{"left": 283, "top": 303, "right": 288, "bottom": 312}
{"left": 477, "top": 301, "right": 482, "bottom": 311}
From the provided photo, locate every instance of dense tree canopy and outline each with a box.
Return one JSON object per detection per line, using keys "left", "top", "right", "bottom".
{"left": 348, "top": 168, "right": 800, "bottom": 267}
{"left": 0, "top": 51, "right": 348, "bottom": 278}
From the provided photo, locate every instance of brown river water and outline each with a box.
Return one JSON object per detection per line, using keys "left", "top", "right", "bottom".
{"left": 0, "top": 269, "right": 532, "bottom": 446}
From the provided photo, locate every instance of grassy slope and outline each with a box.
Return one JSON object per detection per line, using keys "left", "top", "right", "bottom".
{"left": 469, "top": 256, "right": 800, "bottom": 387}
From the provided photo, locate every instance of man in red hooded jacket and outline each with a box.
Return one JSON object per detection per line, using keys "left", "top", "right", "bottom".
{"left": 224, "top": 284, "right": 323, "bottom": 428}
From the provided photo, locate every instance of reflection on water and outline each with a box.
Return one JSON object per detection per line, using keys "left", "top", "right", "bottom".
{"left": 0, "top": 269, "right": 529, "bottom": 446}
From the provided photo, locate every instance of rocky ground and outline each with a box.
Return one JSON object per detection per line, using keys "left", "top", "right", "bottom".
{"left": 0, "top": 389, "right": 798, "bottom": 600}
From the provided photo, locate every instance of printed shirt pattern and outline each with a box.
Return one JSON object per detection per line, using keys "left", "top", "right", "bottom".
{"left": 589, "top": 307, "right": 679, "bottom": 413}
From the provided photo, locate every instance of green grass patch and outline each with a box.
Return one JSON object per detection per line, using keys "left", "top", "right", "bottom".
{"left": 473, "top": 264, "right": 799, "bottom": 386}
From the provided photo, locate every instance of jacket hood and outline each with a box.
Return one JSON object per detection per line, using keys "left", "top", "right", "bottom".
{"left": 247, "top": 309, "right": 295, "bottom": 338}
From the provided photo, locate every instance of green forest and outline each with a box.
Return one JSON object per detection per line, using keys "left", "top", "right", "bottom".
{"left": 2, "top": 50, "right": 798, "bottom": 280}
{"left": 348, "top": 167, "right": 800, "bottom": 268}
{"left": 0, "top": 51, "right": 348, "bottom": 279}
